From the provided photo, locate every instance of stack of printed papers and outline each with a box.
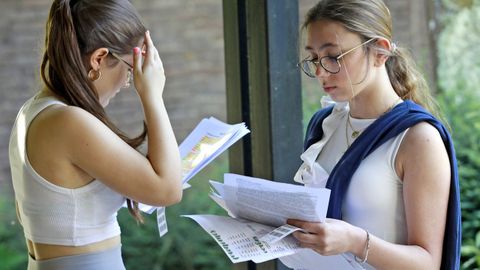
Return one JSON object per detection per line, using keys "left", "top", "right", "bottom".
{"left": 132, "top": 117, "right": 249, "bottom": 237}
{"left": 184, "top": 173, "right": 332, "bottom": 263}
{"left": 179, "top": 117, "right": 250, "bottom": 184}
{"left": 136, "top": 117, "right": 249, "bottom": 213}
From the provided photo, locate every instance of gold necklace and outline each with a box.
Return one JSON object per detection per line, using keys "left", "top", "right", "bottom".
{"left": 345, "top": 97, "right": 402, "bottom": 147}
{"left": 347, "top": 115, "right": 362, "bottom": 139}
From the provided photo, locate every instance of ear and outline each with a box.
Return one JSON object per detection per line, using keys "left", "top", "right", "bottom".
{"left": 89, "top": 48, "right": 110, "bottom": 71}
{"left": 373, "top": 38, "right": 392, "bottom": 67}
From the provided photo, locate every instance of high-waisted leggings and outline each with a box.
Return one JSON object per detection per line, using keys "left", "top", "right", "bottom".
{"left": 28, "top": 245, "right": 126, "bottom": 270}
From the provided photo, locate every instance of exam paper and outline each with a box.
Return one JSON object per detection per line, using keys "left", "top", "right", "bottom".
{"left": 218, "top": 173, "right": 331, "bottom": 227}
{"left": 124, "top": 117, "right": 249, "bottom": 237}
{"left": 259, "top": 224, "right": 306, "bottom": 244}
{"left": 185, "top": 173, "right": 332, "bottom": 264}
{"left": 179, "top": 117, "right": 250, "bottom": 184}
{"left": 184, "top": 215, "right": 302, "bottom": 263}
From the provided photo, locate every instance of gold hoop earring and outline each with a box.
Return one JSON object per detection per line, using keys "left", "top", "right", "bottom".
{"left": 88, "top": 69, "right": 102, "bottom": 81}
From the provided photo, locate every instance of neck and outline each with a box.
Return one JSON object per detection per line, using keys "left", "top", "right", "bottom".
{"left": 349, "top": 69, "right": 400, "bottom": 119}
{"left": 38, "top": 87, "right": 66, "bottom": 103}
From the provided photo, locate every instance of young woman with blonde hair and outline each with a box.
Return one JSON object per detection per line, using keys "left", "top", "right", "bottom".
{"left": 283, "top": 0, "right": 461, "bottom": 269}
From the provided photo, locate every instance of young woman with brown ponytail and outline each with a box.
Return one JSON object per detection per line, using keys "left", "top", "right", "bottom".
{"left": 9, "top": 0, "right": 182, "bottom": 269}
{"left": 282, "top": 0, "right": 461, "bottom": 269}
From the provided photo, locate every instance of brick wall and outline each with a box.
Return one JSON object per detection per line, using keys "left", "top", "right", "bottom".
{"left": 0, "top": 0, "right": 226, "bottom": 193}
{"left": 0, "top": 0, "right": 435, "bottom": 192}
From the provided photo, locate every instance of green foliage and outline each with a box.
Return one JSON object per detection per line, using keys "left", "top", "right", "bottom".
{"left": 442, "top": 0, "right": 478, "bottom": 12}
{"left": 438, "top": 3, "right": 480, "bottom": 94}
{"left": 437, "top": 2, "right": 480, "bottom": 269}
{"left": 0, "top": 195, "right": 28, "bottom": 269}
{"left": 120, "top": 155, "right": 232, "bottom": 270}
{"left": 461, "top": 231, "right": 480, "bottom": 270}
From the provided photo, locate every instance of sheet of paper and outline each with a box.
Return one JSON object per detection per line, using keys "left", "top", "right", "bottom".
{"left": 219, "top": 173, "right": 331, "bottom": 227}
{"left": 179, "top": 117, "right": 250, "bottom": 183}
{"left": 279, "top": 248, "right": 366, "bottom": 270}
{"left": 259, "top": 224, "right": 305, "bottom": 244}
{"left": 184, "top": 215, "right": 303, "bottom": 264}
{"left": 208, "top": 193, "right": 234, "bottom": 217}
{"left": 123, "top": 118, "right": 249, "bottom": 238}
{"left": 186, "top": 174, "right": 332, "bottom": 264}
{"left": 209, "top": 180, "right": 225, "bottom": 198}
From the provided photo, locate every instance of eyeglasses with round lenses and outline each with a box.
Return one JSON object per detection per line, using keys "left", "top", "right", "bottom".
{"left": 298, "top": 38, "right": 375, "bottom": 78}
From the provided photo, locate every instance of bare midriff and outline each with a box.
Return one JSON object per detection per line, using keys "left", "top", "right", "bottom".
{"left": 27, "top": 235, "right": 121, "bottom": 260}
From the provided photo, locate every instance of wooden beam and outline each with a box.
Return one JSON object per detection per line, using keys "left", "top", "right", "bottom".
{"left": 223, "top": 0, "right": 303, "bottom": 269}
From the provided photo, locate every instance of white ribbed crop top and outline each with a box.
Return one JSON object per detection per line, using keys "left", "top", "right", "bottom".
{"left": 9, "top": 95, "right": 125, "bottom": 246}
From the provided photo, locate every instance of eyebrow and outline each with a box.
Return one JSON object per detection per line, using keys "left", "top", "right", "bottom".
{"left": 304, "top": 42, "right": 339, "bottom": 51}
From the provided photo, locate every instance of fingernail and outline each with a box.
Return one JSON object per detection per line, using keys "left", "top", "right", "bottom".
{"left": 146, "top": 30, "right": 150, "bottom": 35}
{"left": 133, "top": 47, "right": 140, "bottom": 54}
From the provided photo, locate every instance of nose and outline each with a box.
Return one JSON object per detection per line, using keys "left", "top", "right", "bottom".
{"left": 315, "top": 63, "right": 330, "bottom": 79}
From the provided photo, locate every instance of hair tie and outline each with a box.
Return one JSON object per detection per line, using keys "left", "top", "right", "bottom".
{"left": 391, "top": 42, "right": 398, "bottom": 54}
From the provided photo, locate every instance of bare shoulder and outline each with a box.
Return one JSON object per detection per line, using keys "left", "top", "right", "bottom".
{"left": 402, "top": 121, "right": 444, "bottom": 149}
{"left": 396, "top": 121, "right": 450, "bottom": 181}
{"left": 31, "top": 104, "right": 111, "bottom": 139}
{"left": 28, "top": 104, "right": 117, "bottom": 160}
{"left": 27, "top": 105, "right": 116, "bottom": 186}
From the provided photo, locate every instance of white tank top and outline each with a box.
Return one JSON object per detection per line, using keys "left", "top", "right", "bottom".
{"left": 9, "top": 95, "right": 125, "bottom": 246}
{"left": 295, "top": 101, "right": 408, "bottom": 245}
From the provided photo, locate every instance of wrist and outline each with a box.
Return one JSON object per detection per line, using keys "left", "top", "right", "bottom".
{"left": 349, "top": 226, "right": 368, "bottom": 258}
{"left": 139, "top": 92, "right": 164, "bottom": 107}
{"left": 353, "top": 228, "right": 370, "bottom": 263}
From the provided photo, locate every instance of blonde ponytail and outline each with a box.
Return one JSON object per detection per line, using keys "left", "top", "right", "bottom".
{"left": 385, "top": 46, "right": 440, "bottom": 117}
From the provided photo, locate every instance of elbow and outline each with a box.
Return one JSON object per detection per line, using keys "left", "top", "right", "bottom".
{"left": 164, "top": 185, "right": 183, "bottom": 206}
{"left": 147, "top": 188, "right": 182, "bottom": 207}
{"left": 156, "top": 177, "right": 183, "bottom": 206}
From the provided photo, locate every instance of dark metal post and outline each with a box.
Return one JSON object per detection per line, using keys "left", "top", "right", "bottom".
{"left": 223, "top": 0, "right": 303, "bottom": 269}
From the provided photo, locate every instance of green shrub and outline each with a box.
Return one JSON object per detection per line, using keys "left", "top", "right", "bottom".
{"left": 120, "top": 155, "right": 232, "bottom": 270}
{"left": 437, "top": 2, "right": 480, "bottom": 269}
{"left": 0, "top": 195, "right": 28, "bottom": 269}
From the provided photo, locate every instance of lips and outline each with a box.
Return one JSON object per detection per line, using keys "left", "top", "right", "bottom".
{"left": 323, "top": 86, "right": 336, "bottom": 92}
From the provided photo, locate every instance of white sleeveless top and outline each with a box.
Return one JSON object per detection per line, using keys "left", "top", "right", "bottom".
{"left": 9, "top": 95, "right": 125, "bottom": 246}
{"left": 291, "top": 101, "right": 407, "bottom": 269}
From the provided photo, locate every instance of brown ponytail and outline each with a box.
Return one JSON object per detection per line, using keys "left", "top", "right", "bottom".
{"left": 41, "top": 0, "right": 147, "bottom": 222}
{"left": 302, "top": 0, "right": 443, "bottom": 119}
{"left": 385, "top": 46, "right": 440, "bottom": 116}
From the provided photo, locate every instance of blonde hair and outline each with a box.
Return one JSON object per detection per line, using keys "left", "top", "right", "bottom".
{"left": 303, "top": 0, "right": 441, "bottom": 117}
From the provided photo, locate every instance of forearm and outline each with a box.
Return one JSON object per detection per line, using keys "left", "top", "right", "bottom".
{"left": 354, "top": 231, "right": 439, "bottom": 270}
{"left": 141, "top": 96, "right": 181, "bottom": 185}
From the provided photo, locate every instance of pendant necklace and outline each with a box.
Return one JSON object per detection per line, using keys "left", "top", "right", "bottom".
{"left": 345, "top": 114, "right": 364, "bottom": 148}
{"left": 347, "top": 115, "right": 362, "bottom": 139}
{"left": 345, "top": 97, "right": 402, "bottom": 147}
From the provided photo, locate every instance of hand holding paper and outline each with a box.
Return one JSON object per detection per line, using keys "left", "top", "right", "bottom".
{"left": 184, "top": 173, "right": 331, "bottom": 263}
{"left": 125, "top": 117, "right": 250, "bottom": 237}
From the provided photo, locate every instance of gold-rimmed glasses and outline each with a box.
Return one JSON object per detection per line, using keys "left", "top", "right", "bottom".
{"left": 298, "top": 38, "right": 375, "bottom": 78}
{"left": 110, "top": 52, "right": 133, "bottom": 88}
{"left": 110, "top": 52, "right": 133, "bottom": 69}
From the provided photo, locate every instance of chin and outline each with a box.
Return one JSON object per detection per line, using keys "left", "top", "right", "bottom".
{"left": 100, "top": 98, "right": 110, "bottom": 107}
{"left": 327, "top": 94, "right": 350, "bottom": 103}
